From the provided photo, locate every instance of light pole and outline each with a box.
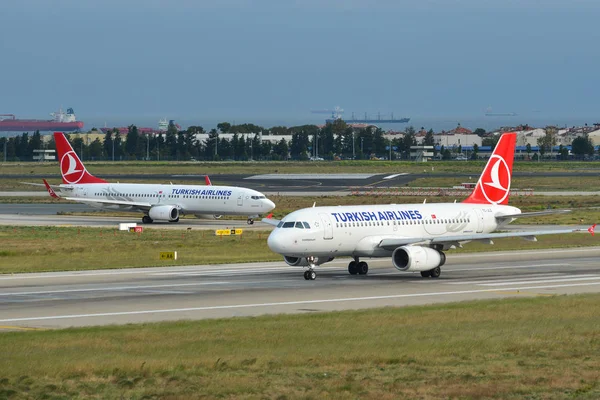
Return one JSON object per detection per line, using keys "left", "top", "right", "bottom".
{"left": 146, "top": 134, "right": 150, "bottom": 161}
{"left": 352, "top": 132, "right": 355, "bottom": 159}
{"left": 157, "top": 134, "right": 160, "bottom": 161}
{"left": 112, "top": 137, "right": 114, "bottom": 161}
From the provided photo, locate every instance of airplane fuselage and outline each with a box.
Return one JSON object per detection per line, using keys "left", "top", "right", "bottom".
{"left": 60, "top": 183, "right": 275, "bottom": 216}
{"left": 267, "top": 203, "right": 520, "bottom": 258}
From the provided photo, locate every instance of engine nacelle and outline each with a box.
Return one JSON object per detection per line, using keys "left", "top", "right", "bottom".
{"left": 149, "top": 205, "right": 179, "bottom": 222}
{"left": 283, "top": 256, "right": 335, "bottom": 267}
{"left": 194, "top": 214, "right": 222, "bottom": 220}
{"left": 392, "top": 246, "right": 445, "bottom": 272}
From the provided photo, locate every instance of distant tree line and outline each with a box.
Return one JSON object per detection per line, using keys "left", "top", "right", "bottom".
{"left": 0, "top": 122, "right": 596, "bottom": 161}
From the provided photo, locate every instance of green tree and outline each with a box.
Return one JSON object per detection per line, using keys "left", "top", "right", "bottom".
{"left": 424, "top": 129, "right": 435, "bottom": 146}
{"left": 537, "top": 130, "right": 556, "bottom": 159}
{"left": 104, "top": 130, "right": 114, "bottom": 160}
{"left": 471, "top": 143, "right": 479, "bottom": 160}
{"left": 273, "top": 138, "right": 289, "bottom": 160}
{"left": 216, "top": 122, "right": 231, "bottom": 133}
{"left": 571, "top": 135, "right": 594, "bottom": 158}
{"left": 125, "top": 125, "right": 139, "bottom": 158}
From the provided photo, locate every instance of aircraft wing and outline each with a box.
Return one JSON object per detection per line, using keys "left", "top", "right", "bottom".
{"left": 64, "top": 197, "right": 153, "bottom": 209}
{"left": 261, "top": 213, "right": 280, "bottom": 226}
{"left": 496, "top": 209, "right": 571, "bottom": 221}
{"left": 378, "top": 226, "right": 592, "bottom": 251}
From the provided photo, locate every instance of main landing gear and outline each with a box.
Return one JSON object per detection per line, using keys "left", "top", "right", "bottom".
{"left": 348, "top": 257, "right": 369, "bottom": 275}
{"left": 142, "top": 215, "right": 153, "bottom": 224}
{"left": 247, "top": 218, "right": 254, "bottom": 225}
{"left": 420, "top": 267, "right": 441, "bottom": 278}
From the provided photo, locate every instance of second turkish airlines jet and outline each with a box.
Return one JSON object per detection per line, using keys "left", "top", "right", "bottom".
{"left": 46, "top": 132, "right": 275, "bottom": 224}
{"left": 264, "top": 132, "right": 595, "bottom": 280}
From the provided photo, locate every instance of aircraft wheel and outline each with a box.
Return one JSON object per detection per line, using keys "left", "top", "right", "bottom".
{"left": 348, "top": 261, "right": 358, "bottom": 275}
{"left": 309, "top": 270, "right": 317, "bottom": 280}
{"left": 142, "top": 216, "right": 153, "bottom": 224}
{"left": 430, "top": 267, "right": 441, "bottom": 278}
{"left": 357, "top": 261, "right": 369, "bottom": 275}
{"left": 247, "top": 218, "right": 254, "bottom": 225}
{"left": 420, "top": 270, "right": 431, "bottom": 278}
{"left": 303, "top": 270, "right": 310, "bottom": 280}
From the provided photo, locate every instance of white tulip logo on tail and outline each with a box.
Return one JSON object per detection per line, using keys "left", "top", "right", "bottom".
{"left": 60, "top": 151, "right": 86, "bottom": 184}
{"left": 480, "top": 154, "right": 511, "bottom": 205}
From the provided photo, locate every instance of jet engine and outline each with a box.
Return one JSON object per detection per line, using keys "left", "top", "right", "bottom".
{"left": 283, "top": 256, "right": 335, "bottom": 267}
{"left": 149, "top": 205, "right": 179, "bottom": 222}
{"left": 392, "top": 246, "right": 446, "bottom": 272}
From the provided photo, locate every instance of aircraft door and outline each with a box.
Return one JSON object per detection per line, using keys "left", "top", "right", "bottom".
{"left": 474, "top": 209, "right": 484, "bottom": 233}
{"left": 237, "top": 193, "right": 243, "bottom": 207}
{"left": 319, "top": 213, "right": 333, "bottom": 240}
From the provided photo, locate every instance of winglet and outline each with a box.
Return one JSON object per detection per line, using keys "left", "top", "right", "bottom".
{"left": 205, "top": 176, "right": 212, "bottom": 186}
{"left": 588, "top": 224, "right": 596, "bottom": 236}
{"left": 42, "top": 179, "right": 60, "bottom": 199}
{"left": 266, "top": 213, "right": 273, "bottom": 219}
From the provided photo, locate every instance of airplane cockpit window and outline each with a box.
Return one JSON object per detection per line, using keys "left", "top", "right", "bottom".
{"left": 303, "top": 222, "right": 310, "bottom": 229}
{"left": 282, "top": 221, "right": 295, "bottom": 228}
{"left": 295, "top": 222, "right": 304, "bottom": 229}
{"left": 277, "top": 221, "right": 284, "bottom": 228}
{"left": 250, "top": 195, "right": 267, "bottom": 200}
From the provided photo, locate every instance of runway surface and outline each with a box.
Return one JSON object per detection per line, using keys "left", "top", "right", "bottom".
{"left": 1, "top": 247, "right": 600, "bottom": 330}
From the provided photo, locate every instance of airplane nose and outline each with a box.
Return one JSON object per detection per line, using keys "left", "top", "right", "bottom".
{"left": 264, "top": 199, "right": 276, "bottom": 211}
{"left": 267, "top": 231, "right": 286, "bottom": 253}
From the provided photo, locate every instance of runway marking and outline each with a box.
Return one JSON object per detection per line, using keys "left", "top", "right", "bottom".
{"left": 383, "top": 173, "right": 409, "bottom": 180}
{"left": 0, "top": 282, "right": 231, "bottom": 296}
{"left": 3, "top": 281, "right": 600, "bottom": 323}
{"left": 444, "top": 263, "right": 567, "bottom": 272}
{"left": 444, "top": 273, "right": 589, "bottom": 285}
{"left": 480, "top": 276, "right": 600, "bottom": 287}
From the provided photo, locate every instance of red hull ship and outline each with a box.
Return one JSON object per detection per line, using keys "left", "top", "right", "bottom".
{"left": 0, "top": 108, "right": 84, "bottom": 132}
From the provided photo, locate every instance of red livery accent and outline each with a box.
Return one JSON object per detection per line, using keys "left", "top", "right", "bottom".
{"left": 463, "top": 132, "right": 516, "bottom": 205}
{"left": 54, "top": 132, "right": 108, "bottom": 184}
{"left": 205, "top": 176, "right": 212, "bottom": 186}
{"left": 589, "top": 224, "right": 596, "bottom": 236}
{"left": 42, "top": 179, "right": 60, "bottom": 199}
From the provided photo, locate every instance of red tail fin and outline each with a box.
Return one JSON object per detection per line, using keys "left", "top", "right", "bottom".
{"left": 54, "top": 132, "right": 107, "bottom": 184}
{"left": 205, "top": 175, "right": 212, "bottom": 186}
{"left": 463, "top": 132, "right": 516, "bottom": 205}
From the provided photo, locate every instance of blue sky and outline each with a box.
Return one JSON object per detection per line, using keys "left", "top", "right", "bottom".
{"left": 1, "top": 0, "right": 599, "bottom": 129}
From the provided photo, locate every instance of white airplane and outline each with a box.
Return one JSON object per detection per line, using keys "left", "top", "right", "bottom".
{"left": 43, "top": 132, "right": 275, "bottom": 224}
{"left": 264, "top": 132, "right": 595, "bottom": 280}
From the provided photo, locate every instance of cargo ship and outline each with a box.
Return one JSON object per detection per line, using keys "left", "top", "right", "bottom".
{"left": 0, "top": 108, "right": 84, "bottom": 132}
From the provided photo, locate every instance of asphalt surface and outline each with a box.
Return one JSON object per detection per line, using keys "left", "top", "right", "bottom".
{"left": 1, "top": 247, "right": 600, "bottom": 330}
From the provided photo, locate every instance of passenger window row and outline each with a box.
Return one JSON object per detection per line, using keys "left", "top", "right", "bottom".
{"left": 335, "top": 218, "right": 471, "bottom": 228}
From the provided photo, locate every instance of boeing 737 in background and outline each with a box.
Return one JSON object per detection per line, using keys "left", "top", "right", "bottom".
{"left": 264, "top": 132, "right": 595, "bottom": 280}
{"left": 44, "top": 132, "right": 275, "bottom": 224}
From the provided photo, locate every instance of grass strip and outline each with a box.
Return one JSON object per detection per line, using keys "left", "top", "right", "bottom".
{"left": 1, "top": 294, "right": 600, "bottom": 398}
{"left": 0, "top": 225, "right": 596, "bottom": 274}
